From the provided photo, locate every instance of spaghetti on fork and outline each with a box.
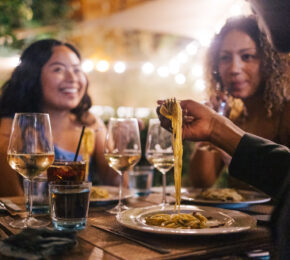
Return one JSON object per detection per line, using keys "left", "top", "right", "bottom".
{"left": 160, "top": 98, "right": 183, "bottom": 212}
{"left": 145, "top": 99, "right": 208, "bottom": 230}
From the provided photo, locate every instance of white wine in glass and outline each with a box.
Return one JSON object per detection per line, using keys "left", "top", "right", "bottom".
{"left": 146, "top": 119, "right": 174, "bottom": 207}
{"left": 7, "top": 113, "right": 54, "bottom": 229}
{"left": 147, "top": 156, "right": 175, "bottom": 173}
{"left": 104, "top": 153, "right": 141, "bottom": 172}
{"left": 7, "top": 154, "right": 54, "bottom": 179}
{"left": 104, "top": 118, "right": 141, "bottom": 215}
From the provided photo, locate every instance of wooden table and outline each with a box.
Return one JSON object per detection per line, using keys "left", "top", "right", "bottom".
{"left": 0, "top": 193, "right": 275, "bottom": 259}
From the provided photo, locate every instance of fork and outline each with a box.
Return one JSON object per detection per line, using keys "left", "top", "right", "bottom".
{"left": 164, "top": 98, "right": 176, "bottom": 113}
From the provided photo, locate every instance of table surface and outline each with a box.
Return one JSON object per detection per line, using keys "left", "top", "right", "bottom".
{"left": 0, "top": 191, "right": 275, "bottom": 260}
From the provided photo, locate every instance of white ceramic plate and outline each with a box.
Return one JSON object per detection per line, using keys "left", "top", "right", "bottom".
{"left": 90, "top": 186, "right": 133, "bottom": 206}
{"left": 117, "top": 205, "right": 256, "bottom": 235}
{"left": 151, "top": 186, "right": 187, "bottom": 195}
{"left": 181, "top": 188, "right": 271, "bottom": 209}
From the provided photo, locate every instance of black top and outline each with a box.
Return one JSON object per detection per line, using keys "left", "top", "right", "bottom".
{"left": 229, "top": 133, "right": 290, "bottom": 259}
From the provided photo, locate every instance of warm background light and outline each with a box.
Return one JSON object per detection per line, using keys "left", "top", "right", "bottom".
{"left": 0, "top": 0, "right": 252, "bottom": 112}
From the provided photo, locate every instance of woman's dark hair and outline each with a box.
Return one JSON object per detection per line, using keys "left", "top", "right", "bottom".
{"left": 0, "top": 39, "right": 92, "bottom": 122}
{"left": 205, "top": 15, "right": 289, "bottom": 117}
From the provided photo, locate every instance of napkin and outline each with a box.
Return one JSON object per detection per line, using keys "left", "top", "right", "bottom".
{"left": 0, "top": 228, "right": 77, "bottom": 260}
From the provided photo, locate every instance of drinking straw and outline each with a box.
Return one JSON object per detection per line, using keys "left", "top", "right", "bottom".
{"left": 74, "top": 126, "right": 86, "bottom": 161}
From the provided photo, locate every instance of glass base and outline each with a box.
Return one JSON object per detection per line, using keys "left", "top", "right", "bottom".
{"left": 107, "top": 204, "right": 129, "bottom": 215}
{"left": 133, "top": 190, "right": 151, "bottom": 197}
{"left": 25, "top": 204, "right": 49, "bottom": 215}
{"left": 52, "top": 219, "right": 86, "bottom": 231}
{"left": 159, "top": 202, "right": 170, "bottom": 209}
{"left": 9, "top": 217, "right": 50, "bottom": 229}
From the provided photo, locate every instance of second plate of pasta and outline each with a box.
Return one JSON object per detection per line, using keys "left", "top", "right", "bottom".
{"left": 117, "top": 205, "right": 256, "bottom": 235}
{"left": 181, "top": 188, "right": 271, "bottom": 209}
{"left": 90, "top": 186, "right": 133, "bottom": 206}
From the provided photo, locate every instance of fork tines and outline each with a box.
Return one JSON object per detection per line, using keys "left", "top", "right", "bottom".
{"left": 165, "top": 98, "right": 176, "bottom": 112}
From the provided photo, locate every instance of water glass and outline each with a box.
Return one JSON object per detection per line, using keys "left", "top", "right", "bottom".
{"left": 23, "top": 176, "right": 49, "bottom": 215}
{"left": 49, "top": 182, "right": 91, "bottom": 231}
{"left": 129, "top": 166, "right": 153, "bottom": 196}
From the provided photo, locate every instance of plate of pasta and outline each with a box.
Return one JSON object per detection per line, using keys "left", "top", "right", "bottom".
{"left": 90, "top": 186, "right": 133, "bottom": 206}
{"left": 117, "top": 205, "right": 256, "bottom": 235}
{"left": 181, "top": 188, "right": 271, "bottom": 209}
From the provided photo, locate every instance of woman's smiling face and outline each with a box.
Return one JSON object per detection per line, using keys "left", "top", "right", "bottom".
{"left": 218, "top": 30, "right": 262, "bottom": 99}
{"left": 41, "top": 45, "right": 87, "bottom": 112}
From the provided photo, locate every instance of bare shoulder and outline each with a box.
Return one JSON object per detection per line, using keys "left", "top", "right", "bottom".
{"left": 76, "top": 112, "right": 104, "bottom": 130}
{"left": 82, "top": 113, "right": 106, "bottom": 138}
{"left": 87, "top": 115, "right": 106, "bottom": 133}
{"left": 0, "top": 117, "right": 13, "bottom": 137}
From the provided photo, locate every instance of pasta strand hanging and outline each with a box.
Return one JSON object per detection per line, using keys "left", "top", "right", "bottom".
{"left": 160, "top": 98, "right": 183, "bottom": 212}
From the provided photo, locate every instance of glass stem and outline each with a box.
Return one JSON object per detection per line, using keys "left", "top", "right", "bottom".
{"left": 161, "top": 172, "right": 167, "bottom": 206}
{"left": 29, "top": 179, "right": 33, "bottom": 219}
{"left": 117, "top": 172, "right": 124, "bottom": 215}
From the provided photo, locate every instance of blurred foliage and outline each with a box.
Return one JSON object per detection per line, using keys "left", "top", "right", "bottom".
{"left": 0, "top": 0, "right": 72, "bottom": 49}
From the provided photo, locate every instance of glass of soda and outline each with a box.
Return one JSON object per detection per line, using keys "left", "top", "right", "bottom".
{"left": 49, "top": 182, "right": 91, "bottom": 231}
{"left": 47, "top": 161, "right": 86, "bottom": 184}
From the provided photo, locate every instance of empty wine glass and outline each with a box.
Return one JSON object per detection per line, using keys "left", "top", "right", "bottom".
{"left": 7, "top": 113, "right": 55, "bottom": 229}
{"left": 145, "top": 119, "right": 174, "bottom": 208}
{"left": 104, "top": 118, "right": 141, "bottom": 215}
{"left": 212, "top": 81, "right": 230, "bottom": 116}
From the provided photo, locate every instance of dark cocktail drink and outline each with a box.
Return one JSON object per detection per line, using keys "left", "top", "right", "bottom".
{"left": 47, "top": 161, "right": 85, "bottom": 183}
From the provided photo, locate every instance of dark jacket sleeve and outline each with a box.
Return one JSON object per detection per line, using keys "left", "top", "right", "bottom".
{"left": 229, "top": 133, "right": 290, "bottom": 258}
{"left": 229, "top": 133, "right": 290, "bottom": 198}
{"left": 271, "top": 172, "right": 290, "bottom": 259}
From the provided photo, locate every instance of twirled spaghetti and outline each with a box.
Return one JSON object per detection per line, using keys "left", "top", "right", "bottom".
{"left": 145, "top": 212, "right": 207, "bottom": 229}
{"left": 90, "top": 187, "right": 110, "bottom": 199}
{"left": 199, "top": 188, "right": 245, "bottom": 202}
{"left": 160, "top": 99, "right": 183, "bottom": 212}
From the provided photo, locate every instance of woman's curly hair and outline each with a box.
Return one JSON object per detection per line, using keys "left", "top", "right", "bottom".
{"left": 205, "top": 15, "right": 290, "bottom": 118}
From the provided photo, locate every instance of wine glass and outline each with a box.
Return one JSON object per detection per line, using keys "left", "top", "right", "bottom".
{"left": 212, "top": 82, "right": 230, "bottom": 116}
{"left": 104, "top": 118, "right": 141, "bottom": 215}
{"left": 145, "top": 118, "right": 174, "bottom": 207}
{"left": 7, "top": 113, "right": 55, "bottom": 228}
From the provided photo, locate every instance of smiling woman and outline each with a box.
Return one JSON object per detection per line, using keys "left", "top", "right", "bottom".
{"left": 41, "top": 45, "right": 88, "bottom": 112}
{"left": 188, "top": 16, "right": 290, "bottom": 188}
{"left": 0, "top": 39, "right": 118, "bottom": 196}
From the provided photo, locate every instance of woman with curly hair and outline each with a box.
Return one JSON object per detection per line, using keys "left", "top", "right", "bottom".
{"left": 0, "top": 39, "right": 117, "bottom": 196}
{"left": 189, "top": 16, "right": 290, "bottom": 188}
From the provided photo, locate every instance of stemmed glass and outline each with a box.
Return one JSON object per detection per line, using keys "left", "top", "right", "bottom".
{"left": 104, "top": 118, "right": 141, "bottom": 215}
{"left": 145, "top": 119, "right": 174, "bottom": 208}
{"left": 7, "top": 113, "right": 55, "bottom": 229}
{"left": 212, "top": 82, "right": 230, "bottom": 116}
